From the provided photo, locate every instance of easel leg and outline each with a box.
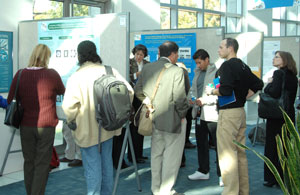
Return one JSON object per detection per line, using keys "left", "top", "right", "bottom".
{"left": 112, "top": 122, "right": 142, "bottom": 195}
{"left": 0, "top": 128, "right": 17, "bottom": 176}
{"left": 252, "top": 117, "right": 260, "bottom": 147}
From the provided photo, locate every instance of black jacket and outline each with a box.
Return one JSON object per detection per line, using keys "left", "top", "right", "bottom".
{"left": 264, "top": 67, "right": 298, "bottom": 120}
{"left": 217, "top": 58, "right": 264, "bottom": 109}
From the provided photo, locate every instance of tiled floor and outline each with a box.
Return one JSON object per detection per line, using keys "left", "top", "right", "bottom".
{"left": 0, "top": 119, "right": 259, "bottom": 188}
{"left": 0, "top": 161, "right": 71, "bottom": 187}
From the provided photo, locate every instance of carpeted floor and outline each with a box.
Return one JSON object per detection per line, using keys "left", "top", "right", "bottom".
{"left": 0, "top": 125, "right": 283, "bottom": 195}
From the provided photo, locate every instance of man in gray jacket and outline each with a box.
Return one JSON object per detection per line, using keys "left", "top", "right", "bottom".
{"left": 135, "top": 41, "right": 189, "bottom": 195}
{"left": 187, "top": 49, "right": 222, "bottom": 186}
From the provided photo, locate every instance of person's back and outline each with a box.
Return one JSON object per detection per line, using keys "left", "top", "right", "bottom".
{"left": 6, "top": 44, "right": 65, "bottom": 195}
{"left": 135, "top": 41, "right": 189, "bottom": 195}
{"left": 62, "top": 40, "right": 134, "bottom": 195}
{"left": 16, "top": 68, "right": 64, "bottom": 127}
{"left": 136, "top": 58, "right": 188, "bottom": 133}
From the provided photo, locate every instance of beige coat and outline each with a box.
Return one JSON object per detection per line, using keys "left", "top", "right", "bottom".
{"left": 135, "top": 58, "right": 189, "bottom": 134}
{"left": 62, "top": 62, "right": 134, "bottom": 148}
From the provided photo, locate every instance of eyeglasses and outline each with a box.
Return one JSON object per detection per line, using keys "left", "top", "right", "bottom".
{"left": 274, "top": 56, "right": 281, "bottom": 59}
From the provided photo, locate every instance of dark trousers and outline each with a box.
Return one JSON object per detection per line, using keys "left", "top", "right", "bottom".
{"left": 128, "top": 94, "right": 145, "bottom": 161}
{"left": 112, "top": 127, "right": 127, "bottom": 169}
{"left": 196, "top": 120, "right": 221, "bottom": 176}
{"left": 20, "top": 126, "right": 55, "bottom": 195}
{"left": 264, "top": 119, "right": 284, "bottom": 183}
{"left": 182, "top": 107, "right": 193, "bottom": 164}
{"left": 127, "top": 123, "right": 144, "bottom": 160}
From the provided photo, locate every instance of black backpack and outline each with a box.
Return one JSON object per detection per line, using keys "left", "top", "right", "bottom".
{"left": 94, "top": 65, "right": 132, "bottom": 131}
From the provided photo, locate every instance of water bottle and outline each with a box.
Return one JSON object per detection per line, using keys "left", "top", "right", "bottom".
{"left": 207, "top": 83, "right": 214, "bottom": 88}
{"left": 196, "top": 116, "right": 201, "bottom": 125}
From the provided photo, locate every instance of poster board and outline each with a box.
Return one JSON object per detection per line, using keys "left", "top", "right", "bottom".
{"left": 0, "top": 31, "right": 13, "bottom": 92}
{"left": 130, "top": 28, "right": 225, "bottom": 82}
{"left": 19, "top": 13, "right": 129, "bottom": 119}
{"left": 263, "top": 36, "right": 300, "bottom": 78}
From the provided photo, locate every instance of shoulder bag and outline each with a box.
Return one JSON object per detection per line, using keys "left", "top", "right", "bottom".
{"left": 258, "top": 71, "right": 286, "bottom": 119}
{"left": 4, "top": 70, "right": 24, "bottom": 129}
{"left": 134, "top": 67, "right": 166, "bottom": 136}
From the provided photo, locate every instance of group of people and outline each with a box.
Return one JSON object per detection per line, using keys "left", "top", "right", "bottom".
{"left": 3, "top": 36, "right": 298, "bottom": 195}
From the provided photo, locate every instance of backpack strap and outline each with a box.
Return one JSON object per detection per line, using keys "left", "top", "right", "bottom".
{"left": 104, "top": 65, "right": 114, "bottom": 76}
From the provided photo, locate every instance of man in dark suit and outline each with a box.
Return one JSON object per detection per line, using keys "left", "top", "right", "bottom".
{"left": 135, "top": 41, "right": 189, "bottom": 195}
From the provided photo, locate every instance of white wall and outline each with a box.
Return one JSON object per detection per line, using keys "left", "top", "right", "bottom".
{"left": 0, "top": 0, "right": 33, "bottom": 175}
{"left": 247, "top": 9, "right": 273, "bottom": 36}
{"left": 103, "top": 0, "right": 160, "bottom": 31}
{"left": 121, "top": 0, "right": 160, "bottom": 31}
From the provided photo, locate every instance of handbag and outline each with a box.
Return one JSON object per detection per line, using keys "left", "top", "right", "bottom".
{"left": 258, "top": 71, "right": 286, "bottom": 119}
{"left": 134, "top": 67, "right": 166, "bottom": 136}
{"left": 4, "top": 70, "right": 24, "bottom": 129}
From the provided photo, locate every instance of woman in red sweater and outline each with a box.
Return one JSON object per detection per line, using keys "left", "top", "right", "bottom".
{"left": 7, "top": 44, "right": 65, "bottom": 195}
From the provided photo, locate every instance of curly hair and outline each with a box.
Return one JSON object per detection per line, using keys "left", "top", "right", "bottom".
{"left": 132, "top": 44, "right": 148, "bottom": 57}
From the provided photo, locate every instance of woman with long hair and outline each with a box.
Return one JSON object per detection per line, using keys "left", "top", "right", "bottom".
{"left": 263, "top": 51, "right": 298, "bottom": 187}
{"left": 7, "top": 44, "right": 65, "bottom": 195}
{"left": 62, "top": 40, "right": 133, "bottom": 195}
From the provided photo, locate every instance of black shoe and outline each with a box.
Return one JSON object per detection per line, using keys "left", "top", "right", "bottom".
{"left": 140, "top": 156, "right": 148, "bottom": 160}
{"left": 180, "top": 162, "right": 186, "bottom": 168}
{"left": 128, "top": 158, "right": 145, "bottom": 163}
{"left": 263, "top": 181, "right": 278, "bottom": 187}
{"left": 185, "top": 142, "right": 196, "bottom": 149}
{"left": 136, "top": 159, "right": 146, "bottom": 163}
{"left": 68, "top": 159, "right": 82, "bottom": 167}
{"left": 60, "top": 157, "right": 73, "bottom": 163}
{"left": 121, "top": 163, "right": 129, "bottom": 169}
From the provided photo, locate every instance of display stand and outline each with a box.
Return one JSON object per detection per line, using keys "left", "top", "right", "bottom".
{"left": 252, "top": 117, "right": 266, "bottom": 147}
{"left": 112, "top": 121, "right": 142, "bottom": 195}
{"left": 0, "top": 128, "right": 22, "bottom": 176}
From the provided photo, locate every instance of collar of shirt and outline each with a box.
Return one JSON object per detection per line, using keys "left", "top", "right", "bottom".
{"left": 26, "top": 67, "right": 45, "bottom": 70}
{"left": 160, "top": 56, "right": 172, "bottom": 63}
{"left": 137, "top": 61, "right": 143, "bottom": 72}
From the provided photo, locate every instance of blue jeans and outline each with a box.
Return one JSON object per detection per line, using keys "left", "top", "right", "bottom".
{"left": 80, "top": 139, "right": 113, "bottom": 195}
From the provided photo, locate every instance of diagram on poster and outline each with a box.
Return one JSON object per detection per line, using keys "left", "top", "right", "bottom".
{"left": 38, "top": 18, "right": 100, "bottom": 105}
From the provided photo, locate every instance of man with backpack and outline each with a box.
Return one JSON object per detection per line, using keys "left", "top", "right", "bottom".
{"left": 135, "top": 41, "right": 189, "bottom": 195}
{"left": 62, "top": 40, "right": 133, "bottom": 195}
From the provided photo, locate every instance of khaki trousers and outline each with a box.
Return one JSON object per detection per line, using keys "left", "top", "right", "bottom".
{"left": 217, "top": 108, "right": 249, "bottom": 195}
{"left": 151, "top": 118, "right": 186, "bottom": 195}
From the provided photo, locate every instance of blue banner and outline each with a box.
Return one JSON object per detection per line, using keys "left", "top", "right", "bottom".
{"left": 249, "top": 0, "right": 294, "bottom": 10}
{"left": 0, "top": 31, "right": 13, "bottom": 92}
{"left": 134, "top": 33, "right": 196, "bottom": 85}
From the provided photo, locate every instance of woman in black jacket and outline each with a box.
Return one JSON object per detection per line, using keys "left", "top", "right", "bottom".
{"left": 263, "top": 51, "right": 298, "bottom": 187}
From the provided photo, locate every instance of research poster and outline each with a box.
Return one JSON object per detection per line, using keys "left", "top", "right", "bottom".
{"left": 134, "top": 33, "right": 196, "bottom": 85}
{"left": 263, "top": 41, "right": 280, "bottom": 82}
{"left": 38, "top": 18, "right": 100, "bottom": 105}
{"left": 0, "top": 31, "right": 13, "bottom": 92}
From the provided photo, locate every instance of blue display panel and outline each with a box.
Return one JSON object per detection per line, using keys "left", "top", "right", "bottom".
{"left": 134, "top": 33, "right": 196, "bottom": 85}
{"left": 0, "top": 31, "right": 13, "bottom": 92}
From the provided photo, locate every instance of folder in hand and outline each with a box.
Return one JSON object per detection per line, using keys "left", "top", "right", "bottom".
{"left": 213, "top": 77, "right": 236, "bottom": 107}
